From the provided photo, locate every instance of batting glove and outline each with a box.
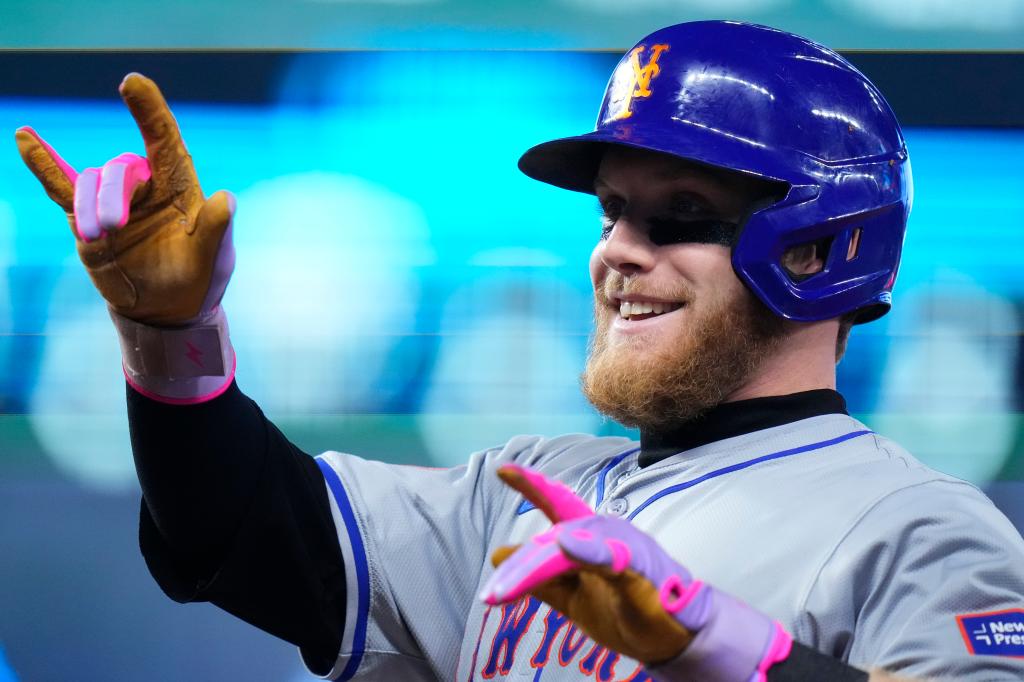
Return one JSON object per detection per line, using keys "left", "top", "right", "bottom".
{"left": 480, "top": 464, "right": 793, "bottom": 682}
{"left": 16, "top": 73, "right": 236, "bottom": 403}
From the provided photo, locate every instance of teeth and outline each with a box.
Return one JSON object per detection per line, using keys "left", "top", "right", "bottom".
{"left": 618, "top": 300, "right": 682, "bottom": 319}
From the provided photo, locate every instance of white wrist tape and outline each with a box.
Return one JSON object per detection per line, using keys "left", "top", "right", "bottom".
{"left": 109, "top": 306, "right": 236, "bottom": 405}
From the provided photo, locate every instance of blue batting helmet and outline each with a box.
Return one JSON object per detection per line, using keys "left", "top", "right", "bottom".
{"left": 519, "top": 20, "right": 912, "bottom": 324}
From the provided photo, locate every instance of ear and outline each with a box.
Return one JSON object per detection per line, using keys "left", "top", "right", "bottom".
{"left": 781, "top": 240, "right": 827, "bottom": 280}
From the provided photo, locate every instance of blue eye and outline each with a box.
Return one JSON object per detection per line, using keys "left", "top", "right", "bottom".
{"left": 672, "top": 196, "right": 711, "bottom": 217}
{"left": 597, "top": 196, "right": 624, "bottom": 240}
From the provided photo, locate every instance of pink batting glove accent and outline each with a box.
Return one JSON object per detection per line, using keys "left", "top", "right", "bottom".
{"left": 97, "top": 153, "right": 151, "bottom": 229}
{"left": 605, "top": 538, "right": 633, "bottom": 573}
{"left": 71, "top": 152, "right": 152, "bottom": 241}
{"left": 659, "top": 576, "right": 705, "bottom": 615}
{"left": 110, "top": 305, "right": 235, "bottom": 405}
{"left": 74, "top": 168, "right": 101, "bottom": 241}
{"left": 17, "top": 126, "right": 78, "bottom": 183}
{"left": 481, "top": 466, "right": 595, "bottom": 605}
{"left": 198, "top": 197, "right": 236, "bottom": 314}
{"left": 498, "top": 463, "right": 594, "bottom": 522}
{"left": 532, "top": 527, "right": 561, "bottom": 545}
{"left": 123, "top": 353, "right": 236, "bottom": 406}
{"left": 751, "top": 623, "right": 793, "bottom": 682}
{"left": 479, "top": 524, "right": 579, "bottom": 605}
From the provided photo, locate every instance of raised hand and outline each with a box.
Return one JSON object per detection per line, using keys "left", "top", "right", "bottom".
{"left": 481, "top": 464, "right": 792, "bottom": 681}
{"left": 15, "top": 73, "right": 235, "bottom": 326}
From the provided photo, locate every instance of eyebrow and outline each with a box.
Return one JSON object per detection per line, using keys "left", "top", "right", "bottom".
{"left": 594, "top": 176, "right": 720, "bottom": 210}
{"left": 594, "top": 167, "right": 726, "bottom": 194}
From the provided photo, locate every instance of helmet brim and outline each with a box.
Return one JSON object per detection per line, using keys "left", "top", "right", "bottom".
{"left": 518, "top": 125, "right": 811, "bottom": 196}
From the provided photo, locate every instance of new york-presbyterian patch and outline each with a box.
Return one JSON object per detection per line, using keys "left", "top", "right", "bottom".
{"left": 957, "top": 609, "right": 1024, "bottom": 657}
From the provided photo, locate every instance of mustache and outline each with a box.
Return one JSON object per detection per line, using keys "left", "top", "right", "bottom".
{"left": 599, "top": 273, "right": 695, "bottom": 304}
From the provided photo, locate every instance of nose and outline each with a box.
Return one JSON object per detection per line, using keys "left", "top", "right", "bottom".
{"left": 599, "top": 218, "right": 657, "bottom": 275}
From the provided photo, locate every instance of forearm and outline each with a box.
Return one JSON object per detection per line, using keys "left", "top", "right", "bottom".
{"left": 128, "top": 379, "right": 271, "bottom": 578}
{"left": 769, "top": 648, "right": 922, "bottom": 682}
{"left": 763, "top": 642, "right": 869, "bottom": 681}
{"left": 128, "top": 380, "right": 347, "bottom": 672}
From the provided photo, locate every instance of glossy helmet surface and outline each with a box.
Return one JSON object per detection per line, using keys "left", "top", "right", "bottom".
{"left": 519, "top": 20, "right": 912, "bottom": 323}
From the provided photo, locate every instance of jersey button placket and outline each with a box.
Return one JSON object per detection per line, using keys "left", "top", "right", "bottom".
{"left": 605, "top": 497, "right": 629, "bottom": 517}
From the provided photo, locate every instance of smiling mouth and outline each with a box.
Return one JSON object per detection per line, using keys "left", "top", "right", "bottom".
{"left": 617, "top": 300, "right": 684, "bottom": 322}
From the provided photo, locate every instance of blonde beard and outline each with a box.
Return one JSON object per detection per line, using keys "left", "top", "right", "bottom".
{"left": 581, "top": 285, "right": 787, "bottom": 430}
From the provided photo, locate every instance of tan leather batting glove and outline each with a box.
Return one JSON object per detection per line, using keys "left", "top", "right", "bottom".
{"left": 16, "top": 73, "right": 237, "bottom": 403}
{"left": 16, "top": 72, "right": 235, "bottom": 326}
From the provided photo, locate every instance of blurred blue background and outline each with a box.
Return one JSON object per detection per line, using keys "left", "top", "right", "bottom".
{"left": 1, "top": 0, "right": 1022, "bottom": 49}
{"left": 1, "top": 45, "right": 1023, "bottom": 680}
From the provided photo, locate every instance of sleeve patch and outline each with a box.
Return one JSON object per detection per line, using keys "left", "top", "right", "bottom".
{"left": 957, "top": 609, "right": 1024, "bottom": 657}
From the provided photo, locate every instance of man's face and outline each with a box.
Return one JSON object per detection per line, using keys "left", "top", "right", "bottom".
{"left": 583, "top": 147, "right": 788, "bottom": 429}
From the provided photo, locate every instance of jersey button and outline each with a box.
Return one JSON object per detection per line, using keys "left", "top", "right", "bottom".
{"left": 606, "top": 498, "right": 629, "bottom": 516}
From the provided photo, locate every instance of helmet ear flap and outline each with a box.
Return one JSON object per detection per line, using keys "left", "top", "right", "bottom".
{"left": 780, "top": 237, "right": 832, "bottom": 283}
{"left": 780, "top": 223, "right": 863, "bottom": 284}
{"left": 733, "top": 186, "right": 906, "bottom": 323}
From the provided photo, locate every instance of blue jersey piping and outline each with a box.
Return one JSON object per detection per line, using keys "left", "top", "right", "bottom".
{"left": 316, "top": 457, "right": 370, "bottom": 681}
{"left": 626, "top": 430, "right": 873, "bottom": 520}
{"left": 594, "top": 448, "right": 640, "bottom": 508}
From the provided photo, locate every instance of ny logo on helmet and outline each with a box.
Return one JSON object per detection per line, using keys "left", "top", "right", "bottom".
{"left": 605, "top": 43, "right": 670, "bottom": 122}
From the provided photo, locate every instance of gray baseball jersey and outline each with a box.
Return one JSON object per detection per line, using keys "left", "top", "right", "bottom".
{"left": 310, "top": 413, "right": 1024, "bottom": 681}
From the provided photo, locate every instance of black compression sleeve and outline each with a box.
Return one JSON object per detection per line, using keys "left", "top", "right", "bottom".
{"left": 768, "top": 642, "right": 869, "bottom": 682}
{"left": 128, "top": 380, "right": 345, "bottom": 673}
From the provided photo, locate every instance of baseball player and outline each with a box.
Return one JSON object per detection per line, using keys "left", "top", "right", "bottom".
{"left": 16, "top": 20, "right": 1024, "bottom": 682}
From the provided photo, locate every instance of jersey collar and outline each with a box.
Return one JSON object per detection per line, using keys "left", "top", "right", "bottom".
{"left": 638, "top": 389, "right": 848, "bottom": 467}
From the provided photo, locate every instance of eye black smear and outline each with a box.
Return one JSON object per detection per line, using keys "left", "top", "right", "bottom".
{"left": 647, "top": 218, "right": 738, "bottom": 247}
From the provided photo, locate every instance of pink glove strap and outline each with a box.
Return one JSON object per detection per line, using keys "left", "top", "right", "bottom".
{"left": 110, "top": 306, "right": 236, "bottom": 405}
